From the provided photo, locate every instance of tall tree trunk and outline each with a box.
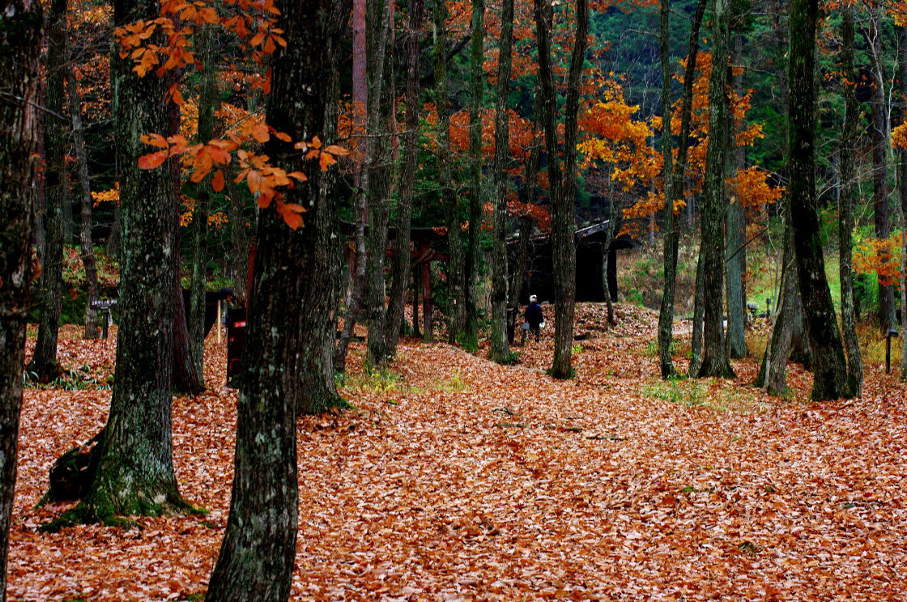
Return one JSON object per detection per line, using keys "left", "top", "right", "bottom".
{"left": 725, "top": 31, "right": 747, "bottom": 359}
{"left": 757, "top": 0, "right": 810, "bottom": 393}
{"left": 226, "top": 180, "right": 251, "bottom": 307}
{"left": 867, "top": 23, "right": 894, "bottom": 331}
{"left": 333, "top": 0, "right": 369, "bottom": 373}
{"left": 385, "top": 0, "right": 424, "bottom": 359}
{"left": 42, "top": 0, "right": 191, "bottom": 524}
{"left": 840, "top": 7, "right": 863, "bottom": 395}
{"left": 898, "top": 24, "right": 907, "bottom": 381}
{"left": 206, "top": 0, "right": 349, "bottom": 598}
{"left": 756, "top": 221, "right": 795, "bottom": 394}
{"left": 66, "top": 67, "right": 102, "bottom": 340}
{"left": 689, "top": 247, "right": 705, "bottom": 376}
{"left": 187, "top": 27, "right": 219, "bottom": 389}
{"left": 172, "top": 269, "right": 203, "bottom": 395}
{"left": 507, "top": 90, "right": 542, "bottom": 340}
{"left": 657, "top": 0, "right": 674, "bottom": 374}
{"left": 534, "top": 0, "right": 586, "bottom": 379}
{"left": 432, "top": 0, "right": 465, "bottom": 345}
{"left": 462, "top": 0, "right": 485, "bottom": 351}
{"left": 509, "top": 215, "right": 533, "bottom": 337}
{"left": 658, "top": 0, "right": 706, "bottom": 378}
{"left": 489, "top": 0, "right": 514, "bottom": 362}
{"left": 364, "top": 0, "right": 394, "bottom": 366}
{"left": 788, "top": 0, "right": 847, "bottom": 401}
{"left": 28, "top": 0, "right": 67, "bottom": 382}
{"left": 0, "top": 2, "right": 43, "bottom": 597}
{"left": 696, "top": 0, "right": 734, "bottom": 379}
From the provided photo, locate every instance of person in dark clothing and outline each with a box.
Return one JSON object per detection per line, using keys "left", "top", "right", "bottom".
{"left": 524, "top": 294, "right": 544, "bottom": 343}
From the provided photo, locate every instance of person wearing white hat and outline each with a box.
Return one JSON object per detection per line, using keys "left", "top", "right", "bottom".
{"left": 523, "top": 294, "right": 544, "bottom": 343}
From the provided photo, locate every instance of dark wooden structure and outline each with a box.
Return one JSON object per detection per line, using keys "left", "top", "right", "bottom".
{"left": 507, "top": 220, "right": 636, "bottom": 303}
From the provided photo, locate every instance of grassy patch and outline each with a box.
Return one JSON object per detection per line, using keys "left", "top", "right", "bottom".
{"left": 340, "top": 366, "right": 409, "bottom": 395}
{"left": 436, "top": 373, "right": 467, "bottom": 392}
{"left": 642, "top": 377, "right": 770, "bottom": 413}
{"left": 643, "top": 377, "right": 707, "bottom": 407}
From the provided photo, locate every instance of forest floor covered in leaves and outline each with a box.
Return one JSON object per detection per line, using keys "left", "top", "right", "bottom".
{"left": 9, "top": 303, "right": 907, "bottom": 600}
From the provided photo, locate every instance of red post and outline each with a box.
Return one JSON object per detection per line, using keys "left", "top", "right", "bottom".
{"left": 421, "top": 261, "right": 433, "bottom": 341}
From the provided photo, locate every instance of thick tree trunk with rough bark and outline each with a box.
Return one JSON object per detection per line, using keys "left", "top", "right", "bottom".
{"left": 385, "top": 0, "right": 423, "bottom": 359}
{"left": 42, "top": 0, "right": 191, "bottom": 526}
{"left": 696, "top": 0, "right": 734, "bottom": 379}
{"left": 657, "top": 0, "right": 706, "bottom": 377}
{"left": 788, "top": 0, "right": 847, "bottom": 401}
{"left": 29, "top": 0, "right": 67, "bottom": 382}
{"left": 534, "top": 0, "right": 586, "bottom": 378}
{"left": 66, "top": 68, "right": 102, "bottom": 340}
{"left": 206, "top": 1, "right": 349, "bottom": 599}
{"left": 0, "top": 2, "right": 42, "bottom": 597}
{"left": 489, "top": 0, "right": 514, "bottom": 363}
{"left": 840, "top": 8, "right": 863, "bottom": 395}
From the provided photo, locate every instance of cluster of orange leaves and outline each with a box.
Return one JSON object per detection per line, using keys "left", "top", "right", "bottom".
{"left": 90, "top": 182, "right": 120, "bottom": 205}
{"left": 893, "top": 123, "right": 907, "bottom": 150}
{"left": 119, "top": 0, "right": 350, "bottom": 230}
{"left": 115, "top": 0, "right": 284, "bottom": 100}
{"left": 854, "top": 235, "right": 905, "bottom": 286}
{"left": 139, "top": 131, "right": 347, "bottom": 229}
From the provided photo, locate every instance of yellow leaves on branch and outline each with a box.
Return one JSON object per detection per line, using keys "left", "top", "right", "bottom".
{"left": 893, "top": 123, "right": 907, "bottom": 150}
{"left": 90, "top": 182, "right": 120, "bottom": 205}
{"left": 577, "top": 80, "right": 661, "bottom": 190}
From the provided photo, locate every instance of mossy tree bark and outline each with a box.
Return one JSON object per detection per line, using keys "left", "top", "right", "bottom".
{"left": 28, "top": 0, "right": 67, "bottom": 382}
{"left": 657, "top": 0, "right": 706, "bottom": 378}
{"left": 489, "top": 0, "right": 514, "bottom": 363}
{"left": 788, "top": 0, "right": 848, "bottom": 401}
{"left": 385, "top": 0, "right": 424, "bottom": 360}
{"left": 534, "top": 0, "right": 587, "bottom": 379}
{"left": 206, "top": 1, "right": 349, "bottom": 599}
{"left": 43, "top": 0, "right": 191, "bottom": 524}
{"left": 696, "top": 0, "right": 734, "bottom": 379}
{"left": 0, "top": 2, "right": 43, "bottom": 597}
{"left": 840, "top": 7, "right": 863, "bottom": 395}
